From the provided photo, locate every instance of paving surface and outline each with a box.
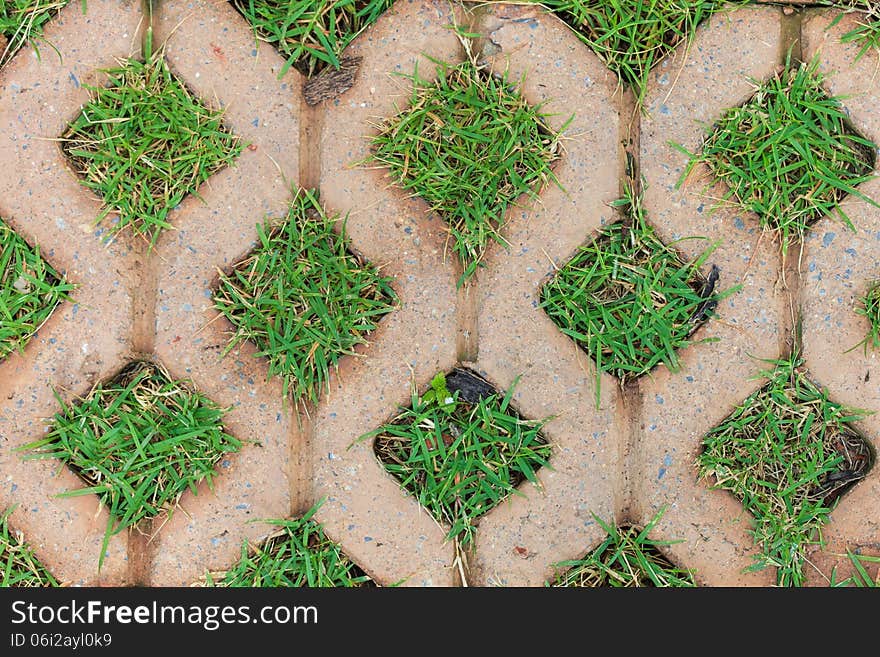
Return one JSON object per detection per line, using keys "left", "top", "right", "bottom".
{"left": 0, "top": 0, "right": 878, "bottom": 586}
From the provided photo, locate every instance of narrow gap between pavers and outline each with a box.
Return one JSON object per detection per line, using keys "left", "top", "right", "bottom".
{"left": 197, "top": 503, "right": 374, "bottom": 587}
{"left": 697, "top": 353, "right": 875, "bottom": 587}
{"left": 548, "top": 508, "right": 696, "bottom": 587}
{"left": 0, "top": 0, "right": 70, "bottom": 68}
{"left": 0, "top": 218, "right": 74, "bottom": 362}
{"left": 539, "top": 186, "right": 727, "bottom": 403}
{"left": 365, "top": 367, "right": 551, "bottom": 581}
{"left": 369, "top": 56, "right": 563, "bottom": 285}
{"left": 17, "top": 360, "right": 242, "bottom": 570}
{"left": 213, "top": 189, "right": 398, "bottom": 407}
{"left": 59, "top": 45, "right": 243, "bottom": 247}
{"left": 0, "top": 507, "right": 59, "bottom": 587}
{"left": 228, "top": 0, "right": 395, "bottom": 77}
{"left": 675, "top": 55, "right": 877, "bottom": 256}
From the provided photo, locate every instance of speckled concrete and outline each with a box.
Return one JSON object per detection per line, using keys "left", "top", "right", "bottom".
{"left": 0, "top": 0, "right": 878, "bottom": 587}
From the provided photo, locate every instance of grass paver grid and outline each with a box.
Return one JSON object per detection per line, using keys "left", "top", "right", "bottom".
{"left": 370, "top": 58, "right": 562, "bottom": 284}
{"left": 550, "top": 509, "right": 696, "bottom": 587}
{"left": 3, "top": 0, "right": 880, "bottom": 587}
{"left": 230, "top": 0, "right": 395, "bottom": 76}
{"left": 677, "top": 56, "right": 877, "bottom": 255}
{"left": 204, "top": 504, "right": 371, "bottom": 587}
{"left": 0, "top": 507, "right": 58, "bottom": 587}
{"left": 541, "top": 186, "right": 727, "bottom": 399}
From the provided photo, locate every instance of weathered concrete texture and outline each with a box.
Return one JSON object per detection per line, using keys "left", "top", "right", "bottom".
{"left": 468, "top": 3, "right": 622, "bottom": 587}
{"left": 0, "top": 0, "right": 147, "bottom": 586}
{"left": 316, "top": 0, "right": 467, "bottom": 586}
{"left": 639, "top": 5, "right": 786, "bottom": 586}
{"left": 147, "top": 0, "right": 302, "bottom": 586}
{"left": 800, "top": 10, "right": 880, "bottom": 585}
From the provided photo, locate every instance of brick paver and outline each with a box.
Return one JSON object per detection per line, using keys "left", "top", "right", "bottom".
{"left": 0, "top": 0, "right": 877, "bottom": 587}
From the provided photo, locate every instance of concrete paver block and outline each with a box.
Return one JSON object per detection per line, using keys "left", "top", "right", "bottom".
{"left": 0, "top": 0, "right": 146, "bottom": 586}
{"left": 639, "top": 5, "right": 786, "bottom": 585}
{"left": 147, "top": 0, "right": 303, "bottom": 586}
{"left": 800, "top": 10, "right": 880, "bottom": 584}
{"left": 316, "top": 0, "right": 465, "bottom": 586}
{"left": 466, "top": 3, "right": 623, "bottom": 586}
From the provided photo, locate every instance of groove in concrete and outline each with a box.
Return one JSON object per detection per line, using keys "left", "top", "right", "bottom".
{"left": 289, "top": 82, "right": 326, "bottom": 521}
{"left": 614, "top": 85, "right": 641, "bottom": 525}
{"left": 455, "top": 3, "right": 481, "bottom": 587}
{"left": 127, "top": 519, "right": 155, "bottom": 586}
{"left": 126, "top": 0, "right": 159, "bottom": 587}
{"left": 780, "top": 7, "right": 804, "bottom": 359}
{"left": 289, "top": 410, "right": 313, "bottom": 519}
{"left": 456, "top": 280, "right": 479, "bottom": 363}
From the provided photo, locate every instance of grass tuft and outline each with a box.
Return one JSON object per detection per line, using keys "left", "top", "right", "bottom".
{"left": 676, "top": 56, "right": 877, "bottom": 255}
{"left": 830, "top": 550, "right": 880, "bottom": 587}
{"left": 61, "top": 45, "right": 242, "bottom": 246}
{"left": 203, "top": 504, "right": 370, "bottom": 587}
{"left": 852, "top": 280, "right": 880, "bottom": 354}
{"left": 214, "top": 189, "right": 397, "bottom": 405}
{"left": 540, "top": 185, "right": 728, "bottom": 402}
{"left": 836, "top": 1, "right": 880, "bottom": 61}
{"left": 19, "top": 360, "right": 241, "bottom": 569}
{"left": 1, "top": 507, "right": 59, "bottom": 587}
{"left": 0, "top": 219, "right": 74, "bottom": 361}
{"left": 365, "top": 369, "right": 551, "bottom": 550}
{"left": 0, "top": 0, "right": 69, "bottom": 68}
{"left": 537, "top": 0, "right": 729, "bottom": 103}
{"left": 549, "top": 508, "right": 695, "bottom": 587}
{"left": 698, "top": 353, "right": 875, "bottom": 586}
{"left": 231, "top": 0, "right": 394, "bottom": 77}
{"left": 370, "top": 58, "right": 563, "bottom": 283}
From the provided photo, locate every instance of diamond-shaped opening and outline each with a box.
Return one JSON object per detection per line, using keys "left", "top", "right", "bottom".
{"left": 370, "top": 58, "right": 562, "bottom": 283}
{"left": 229, "top": 0, "right": 394, "bottom": 77}
{"left": 213, "top": 188, "right": 397, "bottom": 405}
{"left": 540, "top": 190, "right": 723, "bottom": 393}
{"left": 0, "top": 218, "right": 74, "bottom": 361}
{"left": 60, "top": 51, "right": 243, "bottom": 246}
{"left": 21, "top": 360, "right": 241, "bottom": 566}
{"left": 687, "top": 58, "right": 877, "bottom": 253}
{"left": 0, "top": 0, "right": 69, "bottom": 68}
{"left": 1, "top": 507, "right": 59, "bottom": 587}
{"left": 368, "top": 367, "right": 551, "bottom": 548}
{"left": 698, "top": 355, "right": 876, "bottom": 587}
{"left": 544, "top": 0, "right": 726, "bottom": 100}
{"left": 549, "top": 513, "right": 696, "bottom": 587}
{"left": 201, "top": 506, "right": 373, "bottom": 587}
